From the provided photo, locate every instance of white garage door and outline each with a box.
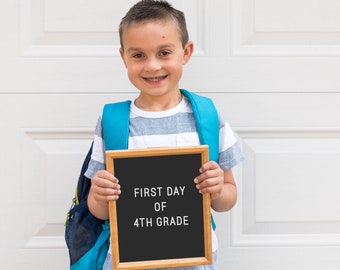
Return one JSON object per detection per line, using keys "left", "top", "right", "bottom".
{"left": 1, "top": 0, "right": 340, "bottom": 269}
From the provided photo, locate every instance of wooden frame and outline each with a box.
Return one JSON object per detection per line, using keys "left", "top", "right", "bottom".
{"left": 106, "top": 145, "right": 212, "bottom": 269}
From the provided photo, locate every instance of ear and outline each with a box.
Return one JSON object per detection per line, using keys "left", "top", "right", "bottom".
{"left": 119, "top": 48, "right": 128, "bottom": 68}
{"left": 182, "top": 41, "right": 194, "bottom": 65}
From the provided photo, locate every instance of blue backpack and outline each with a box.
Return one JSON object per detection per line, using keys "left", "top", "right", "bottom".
{"left": 65, "top": 89, "right": 219, "bottom": 270}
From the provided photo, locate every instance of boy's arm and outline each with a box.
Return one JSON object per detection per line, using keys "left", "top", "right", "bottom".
{"left": 194, "top": 162, "right": 237, "bottom": 212}
{"left": 87, "top": 170, "right": 121, "bottom": 220}
{"left": 210, "top": 169, "right": 237, "bottom": 212}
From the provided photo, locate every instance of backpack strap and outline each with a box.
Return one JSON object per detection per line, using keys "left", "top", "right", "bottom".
{"left": 102, "top": 100, "right": 131, "bottom": 150}
{"left": 180, "top": 89, "right": 219, "bottom": 231}
{"left": 180, "top": 89, "right": 219, "bottom": 162}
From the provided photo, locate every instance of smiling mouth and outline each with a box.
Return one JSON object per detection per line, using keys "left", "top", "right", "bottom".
{"left": 143, "top": 75, "right": 168, "bottom": 82}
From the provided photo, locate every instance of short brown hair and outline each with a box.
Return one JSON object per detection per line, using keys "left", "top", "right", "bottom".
{"left": 119, "top": 0, "right": 189, "bottom": 50}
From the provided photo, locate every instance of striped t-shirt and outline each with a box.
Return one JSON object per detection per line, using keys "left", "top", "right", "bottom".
{"left": 85, "top": 96, "right": 244, "bottom": 252}
{"left": 85, "top": 96, "right": 243, "bottom": 179}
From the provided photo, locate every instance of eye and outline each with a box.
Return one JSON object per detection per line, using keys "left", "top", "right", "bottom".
{"left": 159, "top": 50, "right": 171, "bottom": 57}
{"left": 132, "top": 53, "right": 144, "bottom": 59}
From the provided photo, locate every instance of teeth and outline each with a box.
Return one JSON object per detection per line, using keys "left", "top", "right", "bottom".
{"left": 146, "top": 76, "right": 165, "bottom": 81}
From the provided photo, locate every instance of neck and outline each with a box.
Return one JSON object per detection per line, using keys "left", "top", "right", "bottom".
{"left": 135, "top": 90, "right": 182, "bottom": 111}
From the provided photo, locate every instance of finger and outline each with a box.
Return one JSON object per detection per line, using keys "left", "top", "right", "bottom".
{"left": 94, "top": 193, "right": 120, "bottom": 203}
{"left": 198, "top": 181, "right": 223, "bottom": 197}
{"left": 200, "top": 161, "right": 219, "bottom": 173}
{"left": 91, "top": 182, "right": 121, "bottom": 199}
{"left": 195, "top": 168, "right": 220, "bottom": 185}
{"left": 96, "top": 170, "right": 118, "bottom": 182}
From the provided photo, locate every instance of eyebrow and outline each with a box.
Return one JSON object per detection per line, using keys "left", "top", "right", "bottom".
{"left": 126, "top": 43, "right": 176, "bottom": 53}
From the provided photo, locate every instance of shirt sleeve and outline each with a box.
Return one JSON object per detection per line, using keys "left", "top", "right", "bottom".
{"left": 84, "top": 116, "right": 106, "bottom": 179}
{"left": 217, "top": 111, "right": 244, "bottom": 170}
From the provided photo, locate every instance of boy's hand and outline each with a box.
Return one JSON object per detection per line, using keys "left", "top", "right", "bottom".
{"left": 194, "top": 161, "right": 224, "bottom": 201}
{"left": 90, "top": 170, "right": 121, "bottom": 206}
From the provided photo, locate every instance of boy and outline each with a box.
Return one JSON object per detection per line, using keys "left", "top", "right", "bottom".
{"left": 85, "top": 0, "right": 244, "bottom": 269}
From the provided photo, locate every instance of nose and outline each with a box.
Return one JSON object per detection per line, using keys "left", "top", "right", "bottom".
{"left": 144, "top": 57, "right": 161, "bottom": 72}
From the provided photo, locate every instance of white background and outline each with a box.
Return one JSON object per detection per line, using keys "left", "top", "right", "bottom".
{"left": 1, "top": 0, "right": 340, "bottom": 269}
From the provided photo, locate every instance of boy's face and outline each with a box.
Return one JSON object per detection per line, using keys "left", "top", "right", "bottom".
{"left": 119, "top": 20, "right": 193, "bottom": 100}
